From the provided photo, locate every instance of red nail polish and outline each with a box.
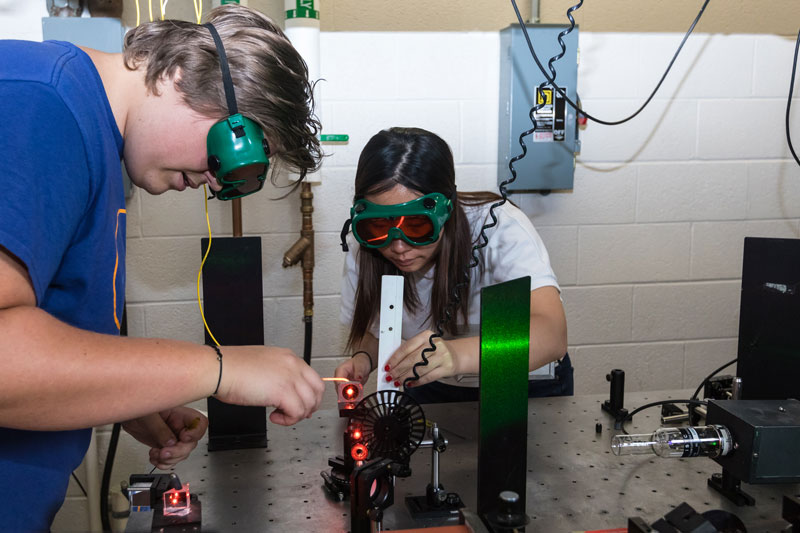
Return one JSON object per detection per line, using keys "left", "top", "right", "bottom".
{"left": 407, "top": 381, "right": 414, "bottom": 388}
{"left": 384, "top": 364, "right": 391, "bottom": 372}
{"left": 394, "top": 381, "right": 400, "bottom": 387}
{"left": 385, "top": 375, "right": 392, "bottom": 382}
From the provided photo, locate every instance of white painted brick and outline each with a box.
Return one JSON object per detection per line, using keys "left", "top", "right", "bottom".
{"left": 747, "top": 161, "right": 800, "bottom": 219}
{"left": 455, "top": 164, "right": 499, "bottom": 191}
{"left": 124, "top": 186, "right": 142, "bottom": 238}
{"left": 638, "top": 34, "right": 754, "bottom": 99}
{"left": 139, "top": 295, "right": 330, "bottom": 350}
{"left": 308, "top": 167, "right": 355, "bottom": 231}
{"left": 394, "top": 33, "right": 499, "bottom": 101}
{"left": 691, "top": 220, "right": 800, "bottom": 279}
{"left": 571, "top": 342, "right": 684, "bottom": 394}
{"left": 516, "top": 164, "right": 637, "bottom": 226}
{"left": 577, "top": 32, "right": 641, "bottom": 98}
{"left": 632, "top": 281, "right": 740, "bottom": 341}
{"left": 753, "top": 35, "right": 800, "bottom": 97}
{"left": 317, "top": 99, "right": 336, "bottom": 134}
{"left": 127, "top": 233, "right": 339, "bottom": 304}
{"left": 325, "top": 101, "right": 462, "bottom": 168}
{"left": 240, "top": 182, "right": 302, "bottom": 235}
{"left": 578, "top": 224, "right": 691, "bottom": 284}
{"left": 139, "top": 188, "right": 233, "bottom": 237}
{"left": 320, "top": 33, "right": 399, "bottom": 101}
{"left": 262, "top": 233, "right": 311, "bottom": 297}
{"left": 271, "top": 295, "right": 349, "bottom": 358}
{"left": 137, "top": 284, "right": 279, "bottom": 344}
{"left": 263, "top": 298, "right": 277, "bottom": 345}
{"left": 144, "top": 302, "right": 204, "bottom": 343}
{"left": 561, "top": 286, "right": 633, "bottom": 345}
{"left": 637, "top": 162, "right": 748, "bottom": 222}
{"left": 537, "top": 225, "right": 578, "bottom": 286}
{"left": 683, "top": 338, "right": 739, "bottom": 390}
{"left": 126, "top": 237, "right": 198, "bottom": 303}
{"left": 460, "top": 100, "right": 500, "bottom": 165}
{"left": 577, "top": 99, "right": 697, "bottom": 162}
{"left": 51, "top": 497, "right": 90, "bottom": 533}
{"left": 697, "top": 99, "right": 790, "bottom": 160}
{"left": 124, "top": 304, "right": 147, "bottom": 338}
{"left": 271, "top": 232, "right": 344, "bottom": 297}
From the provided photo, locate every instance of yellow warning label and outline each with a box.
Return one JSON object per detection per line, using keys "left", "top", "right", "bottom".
{"left": 537, "top": 88, "right": 553, "bottom": 106}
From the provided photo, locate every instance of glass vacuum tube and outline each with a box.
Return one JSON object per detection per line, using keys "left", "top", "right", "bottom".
{"left": 611, "top": 425, "right": 733, "bottom": 458}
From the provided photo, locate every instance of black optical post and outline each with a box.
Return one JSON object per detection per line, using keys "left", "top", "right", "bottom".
{"left": 201, "top": 236, "right": 268, "bottom": 451}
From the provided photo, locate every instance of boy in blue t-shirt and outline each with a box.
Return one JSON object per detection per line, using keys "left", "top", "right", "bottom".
{"left": 0, "top": 5, "right": 325, "bottom": 530}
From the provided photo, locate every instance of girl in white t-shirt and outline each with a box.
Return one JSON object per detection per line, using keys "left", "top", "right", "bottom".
{"left": 335, "top": 127, "right": 571, "bottom": 403}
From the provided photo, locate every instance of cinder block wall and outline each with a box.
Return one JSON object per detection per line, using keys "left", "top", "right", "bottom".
{"left": 124, "top": 30, "right": 800, "bottom": 395}
{"left": 44, "top": 30, "right": 800, "bottom": 529}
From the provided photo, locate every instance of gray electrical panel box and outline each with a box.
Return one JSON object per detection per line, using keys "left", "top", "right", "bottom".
{"left": 498, "top": 24, "right": 579, "bottom": 192}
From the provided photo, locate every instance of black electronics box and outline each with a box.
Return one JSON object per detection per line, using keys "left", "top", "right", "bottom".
{"left": 707, "top": 399, "right": 800, "bottom": 484}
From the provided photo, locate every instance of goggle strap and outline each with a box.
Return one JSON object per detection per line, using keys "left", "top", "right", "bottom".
{"left": 204, "top": 23, "right": 239, "bottom": 116}
{"left": 340, "top": 219, "right": 352, "bottom": 252}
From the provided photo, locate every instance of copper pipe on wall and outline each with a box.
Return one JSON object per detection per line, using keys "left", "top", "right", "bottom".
{"left": 283, "top": 181, "right": 315, "bottom": 347}
{"left": 282, "top": 181, "right": 314, "bottom": 363}
{"left": 232, "top": 198, "right": 243, "bottom": 238}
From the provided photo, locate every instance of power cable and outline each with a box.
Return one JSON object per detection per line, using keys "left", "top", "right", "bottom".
{"left": 786, "top": 28, "right": 800, "bottom": 167}
{"left": 403, "top": 2, "right": 583, "bottom": 388}
{"left": 617, "top": 399, "right": 708, "bottom": 434}
{"left": 508, "top": 0, "right": 711, "bottom": 126}
{"left": 690, "top": 358, "right": 738, "bottom": 401}
{"left": 71, "top": 472, "right": 88, "bottom": 497}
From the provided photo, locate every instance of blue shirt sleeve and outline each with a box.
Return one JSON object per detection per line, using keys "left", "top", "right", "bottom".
{"left": 0, "top": 81, "right": 90, "bottom": 305}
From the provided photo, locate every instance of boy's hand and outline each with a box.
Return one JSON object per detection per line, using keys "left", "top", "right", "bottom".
{"left": 214, "top": 346, "right": 324, "bottom": 426}
{"left": 122, "top": 407, "right": 208, "bottom": 470}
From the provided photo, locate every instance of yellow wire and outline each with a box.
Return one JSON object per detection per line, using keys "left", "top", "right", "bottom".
{"left": 159, "top": 0, "right": 164, "bottom": 20}
{"left": 194, "top": 0, "right": 202, "bottom": 24}
{"left": 197, "top": 184, "right": 221, "bottom": 347}
{"left": 147, "top": 0, "right": 152, "bottom": 22}
{"left": 135, "top": 0, "right": 140, "bottom": 26}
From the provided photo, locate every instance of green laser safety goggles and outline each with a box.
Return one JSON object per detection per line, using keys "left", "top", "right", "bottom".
{"left": 204, "top": 23, "right": 270, "bottom": 201}
{"left": 340, "top": 192, "right": 453, "bottom": 251}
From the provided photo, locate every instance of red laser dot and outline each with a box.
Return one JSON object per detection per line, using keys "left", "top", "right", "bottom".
{"left": 351, "top": 443, "right": 368, "bottom": 461}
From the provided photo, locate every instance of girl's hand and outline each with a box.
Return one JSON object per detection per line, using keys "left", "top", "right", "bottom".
{"left": 334, "top": 352, "right": 372, "bottom": 384}
{"left": 384, "top": 330, "right": 458, "bottom": 388}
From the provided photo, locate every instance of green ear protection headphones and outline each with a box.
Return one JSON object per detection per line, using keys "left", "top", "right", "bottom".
{"left": 204, "top": 22, "right": 270, "bottom": 201}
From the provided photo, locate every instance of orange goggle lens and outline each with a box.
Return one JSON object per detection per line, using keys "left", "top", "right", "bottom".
{"left": 355, "top": 215, "right": 435, "bottom": 247}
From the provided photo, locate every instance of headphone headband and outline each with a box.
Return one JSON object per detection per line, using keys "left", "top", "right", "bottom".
{"left": 204, "top": 22, "right": 238, "bottom": 116}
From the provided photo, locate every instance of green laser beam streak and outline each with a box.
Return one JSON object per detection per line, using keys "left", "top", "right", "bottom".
{"left": 479, "top": 277, "right": 530, "bottom": 439}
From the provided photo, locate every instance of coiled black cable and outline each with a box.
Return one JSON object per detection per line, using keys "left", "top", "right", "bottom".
{"left": 786, "top": 28, "right": 800, "bottom": 167}
{"left": 403, "top": 2, "right": 583, "bottom": 389}
{"left": 509, "top": 0, "right": 711, "bottom": 126}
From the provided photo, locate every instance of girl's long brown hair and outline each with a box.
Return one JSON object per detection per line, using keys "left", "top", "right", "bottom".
{"left": 346, "top": 128, "right": 501, "bottom": 351}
